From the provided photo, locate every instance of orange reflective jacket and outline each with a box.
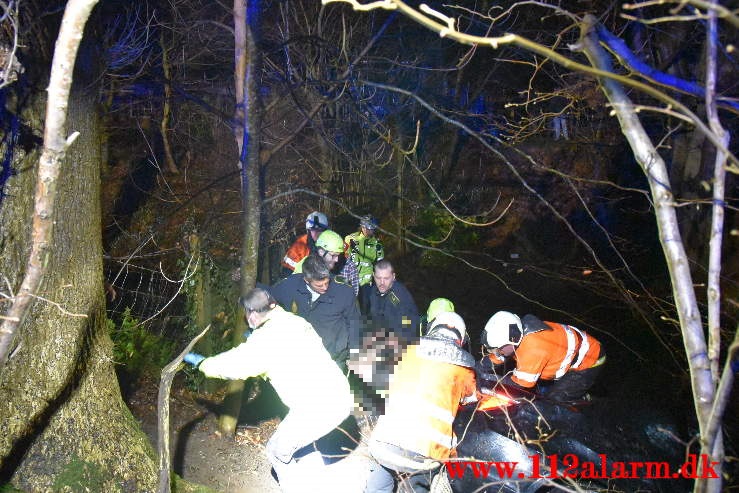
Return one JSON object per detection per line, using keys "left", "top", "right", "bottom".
{"left": 371, "top": 344, "right": 476, "bottom": 461}
{"left": 282, "top": 234, "right": 310, "bottom": 271}
{"left": 489, "top": 321, "right": 601, "bottom": 388}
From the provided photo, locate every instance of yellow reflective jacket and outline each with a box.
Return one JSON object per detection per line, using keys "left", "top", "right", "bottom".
{"left": 371, "top": 342, "right": 476, "bottom": 462}
{"left": 344, "top": 231, "right": 384, "bottom": 286}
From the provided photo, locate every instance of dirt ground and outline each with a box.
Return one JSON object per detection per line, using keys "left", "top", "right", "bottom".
{"left": 126, "top": 374, "right": 373, "bottom": 493}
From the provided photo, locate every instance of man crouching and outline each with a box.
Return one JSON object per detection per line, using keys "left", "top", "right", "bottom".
{"left": 365, "top": 312, "right": 477, "bottom": 492}
{"left": 184, "top": 288, "right": 354, "bottom": 492}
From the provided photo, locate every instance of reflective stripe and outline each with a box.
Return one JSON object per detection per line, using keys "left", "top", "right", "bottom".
{"left": 556, "top": 325, "right": 577, "bottom": 379}
{"left": 513, "top": 368, "right": 541, "bottom": 383}
{"left": 568, "top": 325, "right": 590, "bottom": 369}
{"left": 283, "top": 256, "right": 297, "bottom": 268}
{"left": 409, "top": 422, "right": 456, "bottom": 450}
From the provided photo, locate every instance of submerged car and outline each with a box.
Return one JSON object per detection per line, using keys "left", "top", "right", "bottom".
{"left": 348, "top": 332, "right": 692, "bottom": 492}
{"left": 450, "top": 383, "right": 691, "bottom": 493}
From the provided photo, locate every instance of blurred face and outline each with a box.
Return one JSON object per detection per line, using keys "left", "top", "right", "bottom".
{"left": 318, "top": 248, "right": 340, "bottom": 269}
{"left": 309, "top": 228, "right": 323, "bottom": 241}
{"left": 361, "top": 226, "right": 375, "bottom": 237}
{"left": 306, "top": 277, "right": 330, "bottom": 295}
{"left": 373, "top": 267, "right": 395, "bottom": 294}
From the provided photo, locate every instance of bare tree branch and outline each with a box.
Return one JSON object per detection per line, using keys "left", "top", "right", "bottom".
{"left": 580, "top": 10, "right": 715, "bottom": 443}
{"left": 323, "top": 0, "right": 738, "bottom": 170}
{"left": 157, "top": 324, "right": 211, "bottom": 493}
{"left": 0, "top": 0, "right": 100, "bottom": 367}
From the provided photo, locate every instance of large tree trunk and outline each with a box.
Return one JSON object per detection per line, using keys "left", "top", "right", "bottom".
{"left": 0, "top": 42, "right": 157, "bottom": 493}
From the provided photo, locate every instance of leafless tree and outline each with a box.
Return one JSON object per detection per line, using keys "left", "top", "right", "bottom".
{"left": 323, "top": 1, "right": 737, "bottom": 491}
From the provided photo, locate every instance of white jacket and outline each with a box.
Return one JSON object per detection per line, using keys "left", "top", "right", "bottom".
{"left": 199, "top": 306, "right": 352, "bottom": 415}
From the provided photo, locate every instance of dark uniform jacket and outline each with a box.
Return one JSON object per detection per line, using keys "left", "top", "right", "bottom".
{"left": 359, "top": 280, "right": 420, "bottom": 343}
{"left": 270, "top": 274, "right": 360, "bottom": 363}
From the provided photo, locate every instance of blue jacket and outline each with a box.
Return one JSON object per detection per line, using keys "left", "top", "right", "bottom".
{"left": 270, "top": 274, "right": 360, "bottom": 362}
{"left": 359, "top": 280, "right": 420, "bottom": 343}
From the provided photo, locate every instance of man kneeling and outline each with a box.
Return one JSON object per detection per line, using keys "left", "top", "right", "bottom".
{"left": 365, "top": 312, "right": 477, "bottom": 492}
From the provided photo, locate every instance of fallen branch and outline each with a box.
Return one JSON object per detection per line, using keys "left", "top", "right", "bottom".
{"left": 157, "top": 324, "right": 211, "bottom": 493}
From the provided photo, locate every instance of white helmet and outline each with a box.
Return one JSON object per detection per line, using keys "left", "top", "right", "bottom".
{"left": 483, "top": 311, "right": 523, "bottom": 348}
{"left": 427, "top": 311, "right": 467, "bottom": 344}
{"left": 305, "top": 211, "right": 329, "bottom": 231}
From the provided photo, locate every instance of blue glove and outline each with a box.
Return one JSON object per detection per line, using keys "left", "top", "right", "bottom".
{"left": 183, "top": 352, "right": 205, "bottom": 367}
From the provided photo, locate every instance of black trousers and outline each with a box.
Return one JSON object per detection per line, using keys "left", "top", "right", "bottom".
{"left": 543, "top": 362, "right": 604, "bottom": 402}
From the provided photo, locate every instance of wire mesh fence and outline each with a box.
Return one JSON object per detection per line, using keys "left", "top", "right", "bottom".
{"left": 104, "top": 257, "right": 187, "bottom": 340}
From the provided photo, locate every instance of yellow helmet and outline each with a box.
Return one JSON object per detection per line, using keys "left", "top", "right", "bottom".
{"left": 315, "top": 230, "right": 344, "bottom": 253}
{"left": 426, "top": 297, "right": 455, "bottom": 322}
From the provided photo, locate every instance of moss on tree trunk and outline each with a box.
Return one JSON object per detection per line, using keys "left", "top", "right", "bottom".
{"left": 0, "top": 73, "right": 157, "bottom": 491}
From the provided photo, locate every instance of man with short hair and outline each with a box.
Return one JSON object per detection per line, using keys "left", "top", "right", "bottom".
{"left": 271, "top": 254, "right": 361, "bottom": 370}
{"left": 359, "top": 260, "right": 419, "bottom": 344}
{"left": 183, "top": 288, "right": 353, "bottom": 492}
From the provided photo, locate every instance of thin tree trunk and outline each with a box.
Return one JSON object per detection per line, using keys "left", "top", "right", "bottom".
{"left": 218, "top": 0, "right": 263, "bottom": 436}
{"left": 190, "top": 234, "right": 217, "bottom": 393}
{"left": 698, "top": 4, "right": 729, "bottom": 491}
{"left": 703, "top": 0, "right": 728, "bottom": 388}
{"left": 160, "top": 29, "right": 178, "bottom": 175}
{"left": 580, "top": 14, "right": 718, "bottom": 491}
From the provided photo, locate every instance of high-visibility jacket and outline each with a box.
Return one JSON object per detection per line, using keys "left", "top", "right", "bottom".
{"left": 371, "top": 340, "right": 476, "bottom": 463}
{"left": 199, "top": 306, "right": 353, "bottom": 416}
{"left": 282, "top": 234, "right": 311, "bottom": 271}
{"left": 488, "top": 320, "right": 602, "bottom": 388}
{"left": 344, "top": 232, "right": 384, "bottom": 286}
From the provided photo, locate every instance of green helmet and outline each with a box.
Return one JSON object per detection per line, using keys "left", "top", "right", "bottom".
{"left": 427, "top": 297, "right": 455, "bottom": 322}
{"left": 315, "top": 230, "right": 344, "bottom": 254}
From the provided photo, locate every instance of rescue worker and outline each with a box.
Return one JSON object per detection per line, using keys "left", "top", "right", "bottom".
{"left": 294, "top": 230, "right": 360, "bottom": 296}
{"left": 359, "top": 259, "right": 419, "bottom": 344}
{"left": 421, "top": 297, "right": 455, "bottom": 335}
{"left": 480, "top": 310, "right": 606, "bottom": 402}
{"left": 365, "top": 312, "right": 477, "bottom": 493}
{"left": 271, "top": 253, "right": 360, "bottom": 370}
{"left": 281, "top": 211, "right": 329, "bottom": 274}
{"left": 183, "top": 288, "right": 353, "bottom": 493}
{"left": 345, "top": 215, "right": 384, "bottom": 287}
